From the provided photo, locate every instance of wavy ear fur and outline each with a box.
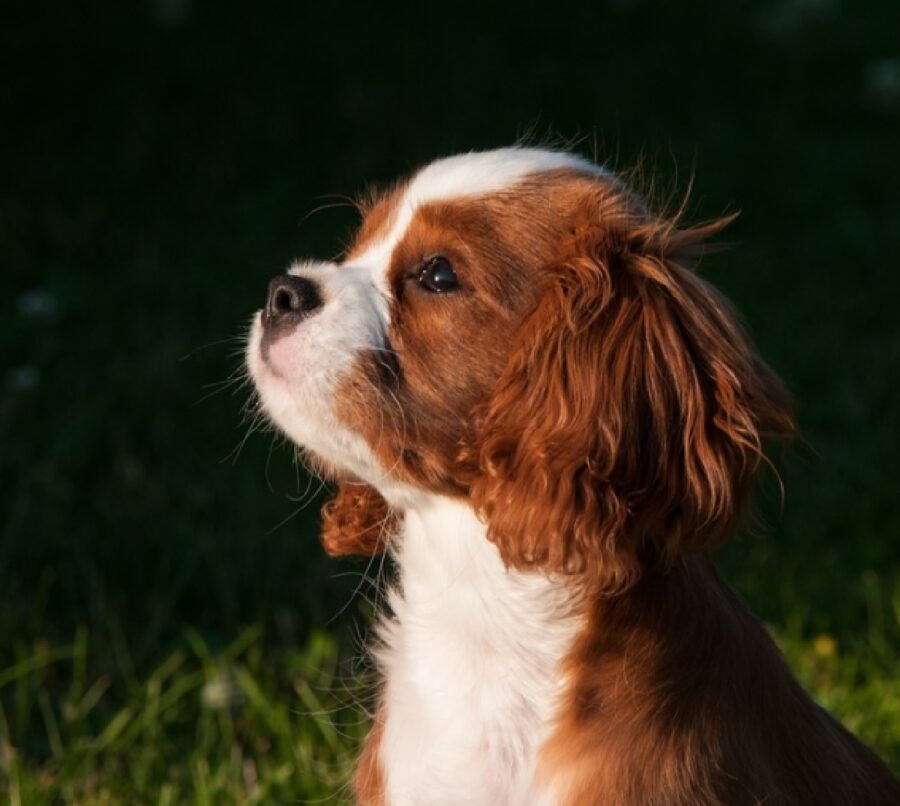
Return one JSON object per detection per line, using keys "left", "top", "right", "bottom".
{"left": 470, "top": 188, "right": 794, "bottom": 593}
{"left": 320, "top": 482, "right": 395, "bottom": 557}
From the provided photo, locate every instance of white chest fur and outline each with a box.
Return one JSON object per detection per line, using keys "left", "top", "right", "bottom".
{"left": 374, "top": 498, "right": 580, "bottom": 806}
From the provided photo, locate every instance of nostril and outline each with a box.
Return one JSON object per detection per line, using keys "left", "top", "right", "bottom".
{"left": 273, "top": 286, "right": 298, "bottom": 314}
{"left": 265, "top": 274, "right": 323, "bottom": 327}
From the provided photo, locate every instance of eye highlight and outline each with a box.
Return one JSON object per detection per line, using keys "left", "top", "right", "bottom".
{"left": 416, "top": 256, "right": 459, "bottom": 293}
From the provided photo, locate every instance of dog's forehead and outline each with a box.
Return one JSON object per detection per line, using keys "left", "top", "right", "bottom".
{"left": 347, "top": 148, "right": 600, "bottom": 290}
{"left": 405, "top": 148, "right": 597, "bottom": 205}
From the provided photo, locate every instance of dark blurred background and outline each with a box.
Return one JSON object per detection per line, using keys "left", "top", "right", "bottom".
{"left": 2, "top": 0, "right": 899, "bottom": 800}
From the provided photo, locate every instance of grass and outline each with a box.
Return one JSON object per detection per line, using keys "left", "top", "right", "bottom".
{"left": 2, "top": 0, "right": 899, "bottom": 800}
{"left": 1, "top": 627, "right": 367, "bottom": 803}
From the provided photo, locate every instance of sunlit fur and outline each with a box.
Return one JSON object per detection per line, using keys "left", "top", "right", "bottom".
{"left": 320, "top": 482, "right": 394, "bottom": 557}
{"left": 247, "top": 148, "right": 900, "bottom": 805}
{"left": 468, "top": 189, "right": 794, "bottom": 594}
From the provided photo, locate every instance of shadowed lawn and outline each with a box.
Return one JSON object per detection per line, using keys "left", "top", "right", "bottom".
{"left": 2, "top": 1, "right": 898, "bottom": 800}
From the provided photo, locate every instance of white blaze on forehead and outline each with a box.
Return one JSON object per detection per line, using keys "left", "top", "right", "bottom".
{"left": 404, "top": 147, "right": 599, "bottom": 206}
{"left": 348, "top": 147, "right": 602, "bottom": 296}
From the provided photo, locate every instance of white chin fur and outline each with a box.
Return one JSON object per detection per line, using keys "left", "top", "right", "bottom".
{"left": 246, "top": 309, "right": 424, "bottom": 507}
{"left": 245, "top": 311, "right": 373, "bottom": 469}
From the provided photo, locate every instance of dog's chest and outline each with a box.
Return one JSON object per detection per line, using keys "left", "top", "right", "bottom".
{"left": 374, "top": 499, "right": 579, "bottom": 806}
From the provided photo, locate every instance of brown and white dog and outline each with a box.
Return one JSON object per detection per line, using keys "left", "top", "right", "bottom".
{"left": 246, "top": 148, "right": 900, "bottom": 805}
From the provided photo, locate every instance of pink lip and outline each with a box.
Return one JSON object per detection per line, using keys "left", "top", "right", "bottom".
{"left": 254, "top": 342, "right": 286, "bottom": 380}
{"left": 261, "top": 324, "right": 317, "bottom": 382}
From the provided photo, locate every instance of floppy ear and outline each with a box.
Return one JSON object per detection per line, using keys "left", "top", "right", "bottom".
{"left": 470, "top": 193, "right": 794, "bottom": 592}
{"left": 320, "top": 482, "right": 396, "bottom": 557}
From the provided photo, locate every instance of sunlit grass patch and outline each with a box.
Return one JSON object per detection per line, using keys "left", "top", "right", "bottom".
{"left": 773, "top": 571, "right": 900, "bottom": 766}
{"left": 0, "top": 628, "right": 367, "bottom": 804}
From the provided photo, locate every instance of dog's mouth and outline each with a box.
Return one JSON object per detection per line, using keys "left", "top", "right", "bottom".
{"left": 256, "top": 317, "right": 305, "bottom": 380}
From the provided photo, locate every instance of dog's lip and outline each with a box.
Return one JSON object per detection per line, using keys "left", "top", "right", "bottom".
{"left": 258, "top": 329, "right": 273, "bottom": 364}
{"left": 256, "top": 337, "right": 289, "bottom": 380}
{"left": 247, "top": 314, "right": 283, "bottom": 380}
{"left": 256, "top": 308, "right": 307, "bottom": 370}
{"left": 255, "top": 314, "right": 318, "bottom": 383}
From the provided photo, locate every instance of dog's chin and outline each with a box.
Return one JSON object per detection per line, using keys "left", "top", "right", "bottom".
{"left": 245, "top": 313, "right": 424, "bottom": 506}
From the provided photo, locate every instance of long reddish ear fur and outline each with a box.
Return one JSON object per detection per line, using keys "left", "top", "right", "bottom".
{"left": 320, "top": 482, "right": 395, "bottom": 557}
{"left": 470, "top": 184, "right": 794, "bottom": 593}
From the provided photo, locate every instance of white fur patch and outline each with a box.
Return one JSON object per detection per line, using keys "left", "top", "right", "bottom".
{"left": 245, "top": 260, "right": 389, "bottom": 484}
{"left": 375, "top": 497, "right": 580, "bottom": 805}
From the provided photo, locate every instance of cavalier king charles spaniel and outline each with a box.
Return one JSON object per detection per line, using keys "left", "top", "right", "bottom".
{"left": 246, "top": 148, "right": 899, "bottom": 805}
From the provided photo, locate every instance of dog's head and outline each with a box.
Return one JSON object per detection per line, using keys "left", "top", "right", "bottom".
{"left": 247, "top": 148, "right": 793, "bottom": 591}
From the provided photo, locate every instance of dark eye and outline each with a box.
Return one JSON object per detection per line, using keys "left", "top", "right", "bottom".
{"left": 417, "top": 256, "right": 458, "bottom": 293}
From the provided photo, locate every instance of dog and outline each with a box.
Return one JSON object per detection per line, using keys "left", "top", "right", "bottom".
{"left": 246, "top": 147, "right": 900, "bottom": 804}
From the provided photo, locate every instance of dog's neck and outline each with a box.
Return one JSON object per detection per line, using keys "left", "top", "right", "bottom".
{"left": 361, "top": 497, "right": 900, "bottom": 804}
{"left": 374, "top": 496, "right": 581, "bottom": 804}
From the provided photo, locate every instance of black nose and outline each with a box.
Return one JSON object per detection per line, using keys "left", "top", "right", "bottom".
{"left": 264, "top": 274, "right": 323, "bottom": 329}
